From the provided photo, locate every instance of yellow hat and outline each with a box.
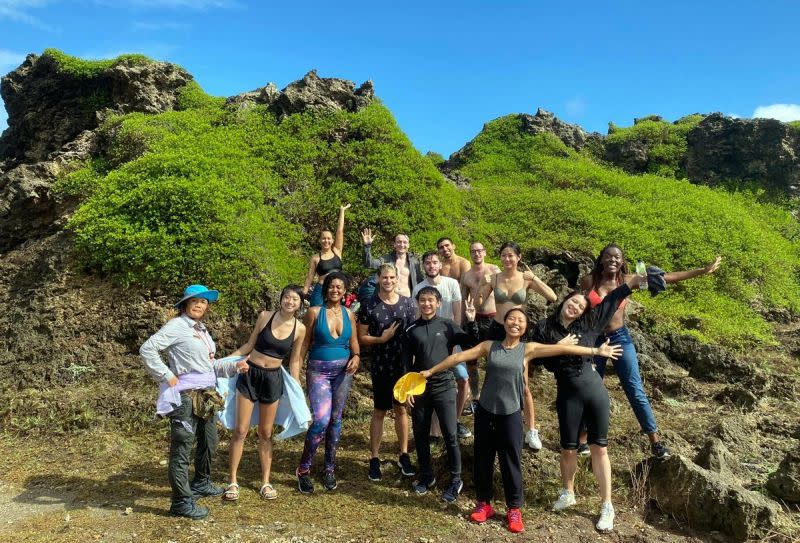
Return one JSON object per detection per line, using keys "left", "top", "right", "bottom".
{"left": 393, "top": 372, "right": 427, "bottom": 403}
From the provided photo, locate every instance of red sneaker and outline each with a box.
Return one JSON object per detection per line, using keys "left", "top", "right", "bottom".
{"left": 470, "top": 501, "right": 496, "bottom": 523}
{"left": 506, "top": 508, "right": 525, "bottom": 533}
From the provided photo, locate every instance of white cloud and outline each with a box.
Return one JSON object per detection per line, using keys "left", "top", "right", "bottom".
{"left": 565, "top": 97, "right": 586, "bottom": 117}
{"left": 0, "top": 0, "right": 56, "bottom": 31}
{"left": 0, "top": 108, "right": 7, "bottom": 132}
{"left": 0, "top": 49, "right": 26, "bottom": 73}
{"left": 727, "top": 113, "right": 741, "bottom": 119}
{"left": 752, "top": 104, "right": 800, "bottom": 123}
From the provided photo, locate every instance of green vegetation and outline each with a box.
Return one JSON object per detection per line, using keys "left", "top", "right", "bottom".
{"left": 606, "top": 114, "right": 704, "bottom": 177}
{"left": 789, "top": 120, "right": 800, "bottom": 131}
{"left": 43, "top": 48, "right": 153, "bottom": 77}
{"left": 59, "top": 86, "right": 460, "bottom": 312}
{"left": 456, "top": 114, "right": 800, "bottom": 346}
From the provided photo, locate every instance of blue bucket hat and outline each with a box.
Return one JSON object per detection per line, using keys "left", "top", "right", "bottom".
{"left": 175, "top": 284, "right": 219, "bottom": 307}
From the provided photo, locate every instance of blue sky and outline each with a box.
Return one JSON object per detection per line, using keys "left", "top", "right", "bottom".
{"left": 1, "top": 0, "right": 799, "bottom": 156}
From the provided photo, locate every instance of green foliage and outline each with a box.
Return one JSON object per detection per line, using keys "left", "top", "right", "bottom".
{"left": 455, "top": 114, "right": 800, "bottom": 347}
{"left": 425, "top": 151, "right": 446, "bottom": 167}
{"left": 65, "top": 90, "right": 460, "bottom": 312}
{"left": 43, "top": 48, "right": 152, "bottom": 78}
{"left": 606, "top": 114, "right": 704, "bottom": 177}
{"left": 789, "top": 120, "right": 800, "bottom": 131}
{"left": 177, "top": 81, "right": 225, "bottom": 111}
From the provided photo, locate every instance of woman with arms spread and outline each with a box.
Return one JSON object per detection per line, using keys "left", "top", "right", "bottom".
{"left": 420, "top": 306, "right": 621, "bottom": 534}
{"left": 296, "top": 271, "right": 360, "bottom": 493}
{"left": 579, "top": 243, "right": 721, "bottom": 458}
{"left": 223, "top": 285, "right": 307, "bottom": 501}
{"left": 303, "top": 204, "right": 350, "bottom": 307}
{"left": 476, "top": 241, "right": 557, "bottom": 451}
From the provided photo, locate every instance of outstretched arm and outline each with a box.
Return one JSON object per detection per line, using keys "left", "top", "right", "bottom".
{"left": 334, "top": 204, "right": 350, "bottom": 255}
{"left": 524, "top": 339, "right": 622, "bottom": 361}
{"left": 664, "top": 256, "right": 722, "bottom": 284}
{"left": 420, "top": 341, "right": 491, "bottom": 379}
{"left": 361, "top": 228, "right": 383, "bottom": 269}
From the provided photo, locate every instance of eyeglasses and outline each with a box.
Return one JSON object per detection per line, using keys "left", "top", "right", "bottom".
{"left": 470, "top": 248, "right": 486, "bottom": 253}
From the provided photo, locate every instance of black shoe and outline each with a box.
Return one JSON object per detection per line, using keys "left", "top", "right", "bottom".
{"left": 457, "top": 422, "right": 473, "bottom": 439}
{"left": 461, "top": 401, "right": 475, "bottom": 416}
{"left": 322, "top": 471, "right": 338, "bottom": 491}
{"left": 190, "top": 479, "right": 225, "bottom": 499}
{"left": 652, "top": 441, "right": 671, "bottom": 459}
{"left": 577, "top": 443, "right": 590, "bottom": 457}
{"left": 413, "top": 474, "right": 436, "bottom": 495}
{"left": 397, "top": 453, "right": 416, "bottom": 477}
{"left": 442, "top": 478, "right": 463, "bottom": 504}
{"left": 169, "top": 499, "right": 209, "bottom": 520}
{"left": 368, "top": 457, "right": 382, "bottom": 482}
{"left": 297, "top": 469, "right": 314, "bottom": 494}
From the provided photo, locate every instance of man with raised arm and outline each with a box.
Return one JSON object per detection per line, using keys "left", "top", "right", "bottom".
{"left": 362, "top": 229, "right": 424, "bottom": 297}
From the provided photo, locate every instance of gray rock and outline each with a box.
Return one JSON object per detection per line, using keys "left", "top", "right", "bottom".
{"left": 271, "top": 70, "right": 374, "bottom": 117}
{"left": 518, "top": 108, "right": 604, "bottom": 152}
{"left": 695, "top": 437, "right": 746, "bottom": 480}
{"left": 604, "top": 137, "right": 650, "bottom": 173}
{"left": 685, "top": 113, "right": 800, "bottom": 196}
{"left": 644, "top": 454, "right": 780, "bottom": 541}
{"left": 666, "top": 333, "right": 755, "bottom": 382}
{"left": 714, "top": 385, "right": 760, "bottom": 410}
{"left": 767, "top": 450, "right": 800, "bottom": 502}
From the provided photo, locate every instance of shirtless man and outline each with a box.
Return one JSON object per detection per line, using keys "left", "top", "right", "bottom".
{"left": 460, "top": 241, "right": 500, "bottom": 409}
{"left": 362, "top": 229, "right": 424, "bottom": 297}
{"left": 437, "top": 237, "right": 471, "bottom": 283}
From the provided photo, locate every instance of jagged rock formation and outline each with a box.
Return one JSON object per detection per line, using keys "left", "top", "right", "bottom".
{"left": 0, "top": 52, "right": 191, "bottom": 165}
{"left": 226, "top": 70, "right": 374, "bottom": 117}
{"left": 518, "top": 108, "right": 604, "bottom": 152}
{"left": 768, "top": 450, "right": 800, "bottom": 503}
{"left": 685, "top": 113, "right": 800, "bottom": 194}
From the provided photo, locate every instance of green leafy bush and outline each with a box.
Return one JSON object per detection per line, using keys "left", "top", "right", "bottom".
{"left": 43, "top": 48, "right": 153, "bottom": 77}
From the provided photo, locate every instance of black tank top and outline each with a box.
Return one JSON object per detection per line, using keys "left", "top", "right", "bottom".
{"left": 315, "top": 252, "right": 342, "bottom": 276}
{"left": 254, "top": 313, "right": 296, "bottom": 359}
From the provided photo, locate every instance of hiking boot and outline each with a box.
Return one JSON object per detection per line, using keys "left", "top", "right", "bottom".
{"left": 442, "top": 477, "right": 463, "bottom": 503}
{"left": 596, "top": 501, "right": 615, "bottom": 532}
{"left": 577, "top": 442, "right": 590, "bottom": 456}
{"left": 413, "top": 474, "right": 436, "bottom": 495}
{"left": 506, "top": 507, "right": 525, "bottom": 533}
{"left": 322, "top": 471, "right": 338, "bottom": 491}
{"left": 397, "top": 453, "right": 416, "bottom": 477}
{"left": 457, "top": 422, "right": 473, "bottom": 439}
{"left": 190, "top": 479, "right": 225, "bottom": 498}
{"left": 368, "top": 457, "right": 382, "bottom": 482}
{"left": 169, "top": 499, "right": 209, "bottom": 520}
{"left": 470, "top": 501, "right": 496, "bottom": 524}
{"left": 651, "top": 441, "right": 671, "bottom": 459}
{"left": 551, "top": 488, "right": 576, "bottom": 511}
{"left": 525, "top": 428, "right": 542, "bottom": 451}
{"left": 297, "top": 469, "right": 314, "bottom": 494}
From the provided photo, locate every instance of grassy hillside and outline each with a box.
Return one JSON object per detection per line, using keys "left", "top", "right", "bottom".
{"left": 454, "top": 114, "right": 800, "bottom": 347}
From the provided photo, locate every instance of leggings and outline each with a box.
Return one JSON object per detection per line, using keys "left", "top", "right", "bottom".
{"left": 556, "top": 364, "right": 610, "bottom": 449}
{"left": 474, "top": 405, "right": 524, "bottom": 508}
{"left": 412, "top": 386, "right": 460, "bottom": 479}
{"left": 298, "top": 357, "right": 353, "bottom": 473}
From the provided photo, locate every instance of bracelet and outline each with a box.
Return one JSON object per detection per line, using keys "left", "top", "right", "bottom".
{"left": 351, "top": 353, "right": 361, "bottom": 359}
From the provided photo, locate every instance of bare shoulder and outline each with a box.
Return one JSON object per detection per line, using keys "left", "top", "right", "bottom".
{"left": 579, "top": 275, "right": 593, "bottom": 290}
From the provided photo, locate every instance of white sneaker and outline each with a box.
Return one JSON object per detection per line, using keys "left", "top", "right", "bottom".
{"left": 551, "top": 488, "right": 576, "bottom": 511}
{"left": 596, "top": 501, "right": 615, "bottom": 532}
{"left": 525, "top": 428, "right": 542, "bottom": 451}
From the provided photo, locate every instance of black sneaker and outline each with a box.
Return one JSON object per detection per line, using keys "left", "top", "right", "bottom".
{"left": 577, "top": 443, "right": 590, "bottom": 457}
{"left": 297, "top": 469, "right": 314, "bottom": 494}
{"left": 169, "top": 499, "right": 209, "bottom": 520}
{"left": 368, "top": 457, "right": 382, "bottom": 482}
{"left": 397, "top": 453, "right": 416, "bottom": 477}
{"left": 413, "top": 474, "right": 436, "bottom": 495}
{"left": 457, "top": 422, "right": 473, "bottom": 439}
{"left": 190, "top": 479, "right": 225, "bottom": 498}
{"left": 442, "top": 478, "right": 463, "bottom": 504}
{"left": 652, "top": 441, "right": 671, "bottom": 459}
{"left": 322, "top": 471, "right": 338, "bottom": 491}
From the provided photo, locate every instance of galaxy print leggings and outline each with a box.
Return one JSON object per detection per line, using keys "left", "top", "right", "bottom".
{"left": 298, "top": 357, "right": 353, "bottom": 474}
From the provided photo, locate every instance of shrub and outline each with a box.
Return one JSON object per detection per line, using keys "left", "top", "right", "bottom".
{"left": 43, "top": 48, "right": 153, "bottom": 77}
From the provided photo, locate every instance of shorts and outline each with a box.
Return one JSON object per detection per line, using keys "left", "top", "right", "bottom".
{"left": 475, "top": 313, "right": 496, "bottom": 341}
{"left": 450, "top": 362, "right": 468, "bottom": 381}
{"left": 236, "top": 362, "right": 283, "bottom": 404}
{"left": 371, "top": 370, "right": 404, "bottom": 411}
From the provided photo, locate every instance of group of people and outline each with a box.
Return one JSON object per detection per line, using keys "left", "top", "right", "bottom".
{"left": 140, "top": 204, "right": 722, "bottom": 534}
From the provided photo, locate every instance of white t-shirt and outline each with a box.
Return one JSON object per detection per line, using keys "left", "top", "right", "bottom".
{"left": 412, "top": 276, "right": 462, "bottom": 320}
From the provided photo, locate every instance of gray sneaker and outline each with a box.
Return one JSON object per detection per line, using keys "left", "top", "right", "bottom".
{"left": 457, "top": 422, "right": 473, "bottom": 439}
{"left": 442, "top": 478, "right": 463, "bottom": 503}
{"left": 596, "top": 501, "right": 615, "bottom": 532}
{"left": 552, "top": 488, "right": 576, "bottom": 511}
{"left": 322, "top": 471, "right": 338, "bottom": 491}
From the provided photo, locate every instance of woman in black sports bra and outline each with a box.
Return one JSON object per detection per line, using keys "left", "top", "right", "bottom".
{"left": 223, "top": 285, "right": 307, "bottom": 501}
{"left": 303, "top": 205, "right": 350, "bottom": 306}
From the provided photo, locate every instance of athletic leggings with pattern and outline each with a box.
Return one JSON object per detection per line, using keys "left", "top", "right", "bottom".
{"left": 298, "top": 357, "right": 353, "bottom": 474}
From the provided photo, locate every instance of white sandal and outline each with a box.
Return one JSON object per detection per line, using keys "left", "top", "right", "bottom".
{"left": 222, "top": 482, "right": 240, "bottom": 501}
{"left": 259, "top": 483, "right": 277, "bottom": 500}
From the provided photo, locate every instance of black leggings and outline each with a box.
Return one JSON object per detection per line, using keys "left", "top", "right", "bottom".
{"left": 412, "top": 386, "right": 460, "bottom": 479}
{"left": 474, "top": 405, "right": 524, "bottom": 508}
{"left": 556, "top": 365, "right": 610, "bottom": 449}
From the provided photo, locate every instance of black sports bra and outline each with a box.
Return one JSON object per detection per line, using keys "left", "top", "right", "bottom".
{"left": 254, "top": 313, "right": 296, "bottom": 359}
{"left": 316, "top": 252, "right": 342, "bottom": 276}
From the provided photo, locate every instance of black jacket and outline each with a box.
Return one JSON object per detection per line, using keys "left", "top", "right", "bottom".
{"left": 404, "top": 316, "right": 477, "bottom": 391}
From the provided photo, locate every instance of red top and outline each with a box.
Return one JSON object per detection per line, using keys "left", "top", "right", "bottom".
{"left": 587, "top": 286, "right": 628, "bottom": 310}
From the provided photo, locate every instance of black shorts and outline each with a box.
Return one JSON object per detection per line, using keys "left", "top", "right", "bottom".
{"left": 371, "top": 370, "right": 404, "bottom": 411}
{"left": 475, "top": 313, "right": 496, "bottom": 341}
{"left": 236, "top": 363, "right": 283, "bottom": 404}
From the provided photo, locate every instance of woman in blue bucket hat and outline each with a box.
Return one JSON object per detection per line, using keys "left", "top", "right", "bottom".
{"left": 140, "top": 284, "right": 249, "bottom": 520}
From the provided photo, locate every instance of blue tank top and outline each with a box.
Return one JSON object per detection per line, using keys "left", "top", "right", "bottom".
{"left": 309, "top": 306, "right": 352, "bottom": 361}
